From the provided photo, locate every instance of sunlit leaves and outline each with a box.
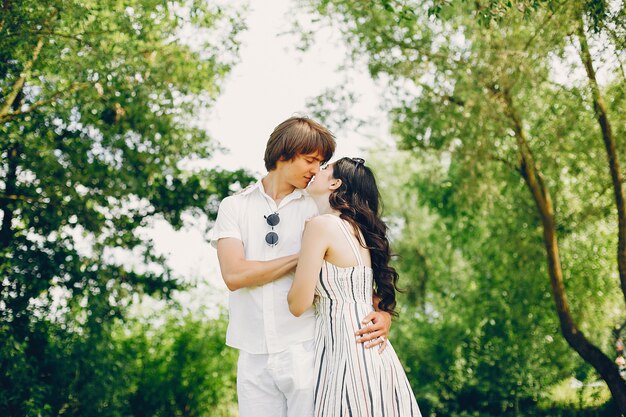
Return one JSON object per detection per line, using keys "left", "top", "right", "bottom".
{"left": 0, "top": 1, "right": 251, "bottom": 415}
{"left": 307, "top": 0, "right": 625, "bottom": 413}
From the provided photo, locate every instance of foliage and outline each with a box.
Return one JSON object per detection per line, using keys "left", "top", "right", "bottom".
{"left": 121, "top": 310, "right": 238, "bottom": 417}
{"left": 373, "top": 150, "right": 583, "bottom": 415}
{"left": 381, "top": 144, "right": 626, "bottom": 414}
{"left": 0, "top": 1, "right": 253, "bottom": 415}
{"left": 1, "top": 308, "right": 237, "bottom": 417}
{"left": 303, "top": 0, "right": 626, "bottom": 414}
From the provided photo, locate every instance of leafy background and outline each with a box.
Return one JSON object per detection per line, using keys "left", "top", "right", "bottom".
{"left": 1, "top": 0, "right": 625, "bottom": 416}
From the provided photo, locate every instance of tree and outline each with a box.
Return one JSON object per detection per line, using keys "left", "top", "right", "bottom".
{"left": 303, "top": 0, "right": 626, "bottom": 412}
{"left": 367, "top": 149, "right": 585, "bottom": 415}
{"left": 0, "top": 1, "right": 253, "bottom": 415}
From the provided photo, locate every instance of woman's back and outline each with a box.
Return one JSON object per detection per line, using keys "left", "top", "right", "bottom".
{"left": 315, "top": 215, "right": 374, "bottom": 305}
{"left": 320, "top": 214, "right": 371, "bottom": 270}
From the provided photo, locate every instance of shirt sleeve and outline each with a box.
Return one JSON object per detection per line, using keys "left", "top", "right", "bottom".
{"left": 210, "top": 196, "right": 242, "bottom": 248}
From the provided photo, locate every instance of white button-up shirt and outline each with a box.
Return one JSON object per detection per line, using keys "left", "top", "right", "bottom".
{"left": 210, "top": 179, "right": 318, "bottom": 354}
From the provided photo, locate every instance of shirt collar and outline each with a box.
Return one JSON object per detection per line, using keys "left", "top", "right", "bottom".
{"left": 241, "top": 178, "right": 307, "bottom": 202}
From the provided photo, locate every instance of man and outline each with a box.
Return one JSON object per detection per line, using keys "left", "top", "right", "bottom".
{"left": 211, "top": 116, "right": 391, "bottom": 417}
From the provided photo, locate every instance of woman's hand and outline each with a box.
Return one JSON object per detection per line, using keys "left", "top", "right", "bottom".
{"left": 355, "top": 310, "right": 391, "bottom": 353}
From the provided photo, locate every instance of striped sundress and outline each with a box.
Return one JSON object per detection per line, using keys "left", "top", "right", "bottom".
{"left": 313, "top": 216, "right": 421, "bottom": 417}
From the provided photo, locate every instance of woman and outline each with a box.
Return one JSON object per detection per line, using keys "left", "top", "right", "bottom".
{"left": 288, "top": 157, "right": 421, "bottom": 417}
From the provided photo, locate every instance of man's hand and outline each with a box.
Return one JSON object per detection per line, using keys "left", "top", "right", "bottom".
{"left": 355, "top": 310, "right": 392, "bottom": 353}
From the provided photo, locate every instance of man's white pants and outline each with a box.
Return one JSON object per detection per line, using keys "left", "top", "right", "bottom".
{"left": 237, "top": 339, "right": 315, "bottom": 417}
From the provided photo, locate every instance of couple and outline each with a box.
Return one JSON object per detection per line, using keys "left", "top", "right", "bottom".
{"left": 211, "top": 116, "right": 421, "bottom": 417}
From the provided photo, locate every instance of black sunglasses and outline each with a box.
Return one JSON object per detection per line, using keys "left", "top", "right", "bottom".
{"left": 264, "top": 212, "right": 280, "bottom": 246}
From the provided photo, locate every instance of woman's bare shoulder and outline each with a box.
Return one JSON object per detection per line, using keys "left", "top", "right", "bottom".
{"left": 304, "top": 214, "right": 340, "bottom": 232}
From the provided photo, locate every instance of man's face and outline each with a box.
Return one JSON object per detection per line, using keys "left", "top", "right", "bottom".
{"left": 282, "top": 152, "right": 325, "bottom": 189}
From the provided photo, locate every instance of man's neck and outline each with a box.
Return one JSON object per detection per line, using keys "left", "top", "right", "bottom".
{"left": 262, "top": 171, "right": 297, "bottom": 202}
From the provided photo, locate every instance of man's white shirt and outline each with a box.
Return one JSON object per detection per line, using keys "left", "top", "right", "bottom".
{"left": 210, "top": 179, "right": 318, "bottom": 354}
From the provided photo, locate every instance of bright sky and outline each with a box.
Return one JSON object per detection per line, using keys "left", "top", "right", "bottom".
{"left": 202, "top": 0, "right": 389, "bottom": 175}
{"left": 139, "top": 0, "right": 391, "bottom": 312}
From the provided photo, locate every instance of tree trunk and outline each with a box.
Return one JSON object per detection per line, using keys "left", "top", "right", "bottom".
{"left": 577, "top": 19, "right": 626, "bottom": 308}
{"left": 503, "top": 90, "right": 626, "bottom": 414}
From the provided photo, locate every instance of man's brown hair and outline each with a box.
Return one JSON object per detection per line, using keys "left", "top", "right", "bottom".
{"left": 264, "top": 116, "right": 336, "bottom": 171}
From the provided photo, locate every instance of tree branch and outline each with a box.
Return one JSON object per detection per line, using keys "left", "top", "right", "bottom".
{"left": 577, "top": 15, "right": 626, "bottom": 307}
{"left": 0, "top": 82, "right": 90, "bottom": 123}
{"left": 0, "top": 36, "right": 45, "bottom": 118}
{"left": 502, "top": 85, "right": 626, "bottom": 413}
{"left": 520, "top": 0, "right": 567, "bottom": 52}
{"left": 0, "top": 0, "right": 10, "bottom": 34}
{"left": 0, "top": 194, "right": 37, "bottom": 203}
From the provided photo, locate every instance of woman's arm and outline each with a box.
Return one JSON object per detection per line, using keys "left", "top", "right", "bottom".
{"left": 288, "top": 217, "right": 331, "bottom": 316}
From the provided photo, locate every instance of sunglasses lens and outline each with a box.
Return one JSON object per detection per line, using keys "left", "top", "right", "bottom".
{"left": 266, "top": 213, "right": 280, "bottom": 226}
{"left": 265, "top": 231, "right": 279, "bottom": 245}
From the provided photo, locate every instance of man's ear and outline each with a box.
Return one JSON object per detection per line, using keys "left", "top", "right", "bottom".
{"left": 329, "top": 179, "right": 342, "bottom": 191}
{"left": 274, "top": 156, "right": 289, "bottom": 168}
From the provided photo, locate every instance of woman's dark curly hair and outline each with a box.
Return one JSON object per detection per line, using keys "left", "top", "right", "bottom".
{"left": 329, "top": 157, "right": 400, "bottom": 316}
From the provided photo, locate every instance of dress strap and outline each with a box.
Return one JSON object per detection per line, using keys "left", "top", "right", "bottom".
{"left": 332, "top": 215, "right": 364, "bottom": 266}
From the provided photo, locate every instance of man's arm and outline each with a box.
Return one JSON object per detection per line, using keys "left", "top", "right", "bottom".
{"left": 355, "top": 293, "right": 392, "bottom": 352}
{"left": 217, "top": 238, "right": 298, "bottom": 291}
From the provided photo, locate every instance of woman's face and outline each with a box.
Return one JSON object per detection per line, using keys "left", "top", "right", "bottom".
{"left": 306, "top": 162, "right": 335, "bottom": 195}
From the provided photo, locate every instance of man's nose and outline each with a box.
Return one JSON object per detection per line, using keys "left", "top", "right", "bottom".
{"left": 311, "top": 165, "right": 320, "bottom": 175}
